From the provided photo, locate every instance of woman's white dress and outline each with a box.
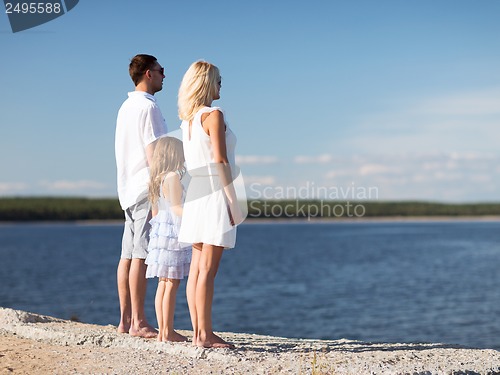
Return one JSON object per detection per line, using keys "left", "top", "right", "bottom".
{"left": 178, "top": 106, "right": 238, "bottom": 249}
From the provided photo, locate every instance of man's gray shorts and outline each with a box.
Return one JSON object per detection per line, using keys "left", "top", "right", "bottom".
{"left": 121, "top": 195, "right": 152, "bottom": 259}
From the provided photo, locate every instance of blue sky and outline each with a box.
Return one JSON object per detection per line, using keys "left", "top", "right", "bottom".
{"left": 1, "top": 1, "right": 499, "bottom": 202}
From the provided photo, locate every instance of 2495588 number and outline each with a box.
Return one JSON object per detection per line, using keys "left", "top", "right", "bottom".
{"left": 5, "top": 2, "right": 62, "bottom": 14}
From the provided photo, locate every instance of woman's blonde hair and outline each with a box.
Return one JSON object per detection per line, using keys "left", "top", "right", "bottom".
{"left": 148, "top": 136, "right": 186, "bottom": 206}
{"left": 178, "top": 60, "right": 221, "bottom": 121}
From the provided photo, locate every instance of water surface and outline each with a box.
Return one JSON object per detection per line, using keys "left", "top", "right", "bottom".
{"left": 1, "top": 220, "right": 499, "bottom": 350}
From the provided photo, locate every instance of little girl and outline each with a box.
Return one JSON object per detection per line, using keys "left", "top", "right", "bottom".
{"left": 145, "top": 136, "right": 191, "bottom": 342}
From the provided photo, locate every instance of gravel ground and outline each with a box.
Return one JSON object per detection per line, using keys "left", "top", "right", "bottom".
{"left": 1, "top": 307, "right": 500, "bottom": 374}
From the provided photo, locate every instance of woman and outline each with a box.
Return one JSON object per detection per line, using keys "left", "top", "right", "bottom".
{"left": 178, "top": 60, "right": 243, "bottom": 348}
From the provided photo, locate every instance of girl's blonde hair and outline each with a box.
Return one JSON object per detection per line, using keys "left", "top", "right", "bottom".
{"left": 148, "top": 136, "right": 186, "bottom": 206}
{"left": 178, "top": 60, "right": 221, "bottom": 121}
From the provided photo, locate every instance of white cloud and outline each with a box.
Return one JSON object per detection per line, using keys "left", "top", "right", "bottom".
{"left": 325, "top": 169, "right": 352, "bottom": 179}
{"left": 0, "top": 182, "right": 28, "bottom": 195}
{"left": 343, "top": 88, "right": 500, "bottom": 155}
{"left": 294, "top": 154, "right": 333, "bottom": 164}
{"left": 469, "top": 174, "right": 492, "bottom": 183}
{"left": 416, "top": 88, "right": 500, "bottom": 116}
{"left": 304, "top": 152, "right": 500, "bottom": 202}
{"left": 243, "top": 175, "right": 278, "bottom": 199}
{"left": 39, "top": 180, "right": 108, "bottom": 191}
{"left": 422, "top": 162, "right": 442, "bottom": 171}
{"left": 236, "top": 155, "right": 278, "bottom": 165}
{"left": 359, "top": 164, "right": 400, "bottom": 176}
{"left": 432, "top": 171, "right": 462, "bottom": 181}
{"left": 449, "top": 152, "right": 496, "bottom": 161}
{"left": 242, "top": 175, "right": 276, "bottom": 186}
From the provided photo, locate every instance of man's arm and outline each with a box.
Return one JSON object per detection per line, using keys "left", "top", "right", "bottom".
{"left": 146, "top": 139, "right": 158, "bottom": 167}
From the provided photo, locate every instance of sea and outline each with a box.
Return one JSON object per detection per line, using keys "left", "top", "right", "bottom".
{"left": 1, "top": 220, "right": 499, "bottom": 350}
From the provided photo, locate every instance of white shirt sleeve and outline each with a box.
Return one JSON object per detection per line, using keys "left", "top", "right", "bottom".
{"left": 143, "top": 104, "right": 168, "bottom": 146}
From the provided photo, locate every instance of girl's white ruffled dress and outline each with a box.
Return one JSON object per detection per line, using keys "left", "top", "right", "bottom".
{"left": 146, "top": 176, "right": 191, "bottom": 280}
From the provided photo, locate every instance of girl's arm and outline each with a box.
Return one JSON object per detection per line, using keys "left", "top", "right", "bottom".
{"left": 203, "top": 110, "right": 243, "bottom": 225}
{"left": 165, "top": 171, "right": 183, "bottom": 217}
{"left": 151, "top": 204, "right": 159, "bottom": 217}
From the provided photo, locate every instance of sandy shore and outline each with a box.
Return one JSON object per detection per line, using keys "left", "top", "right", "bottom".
{"left": 1, "top": 307, "right": 500, "bottom": 374}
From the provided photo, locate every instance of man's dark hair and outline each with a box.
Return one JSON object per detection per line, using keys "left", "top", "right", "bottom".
{"left": 129, "top": 54, "right": 157, "bottom": 86}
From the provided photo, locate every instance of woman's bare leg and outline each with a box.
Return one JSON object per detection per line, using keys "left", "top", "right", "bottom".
{"left": 196, "top": 244, "right": 233, "bottom": 348}
{"left": 187, "top": 244, "right": 202, "bottom": 345}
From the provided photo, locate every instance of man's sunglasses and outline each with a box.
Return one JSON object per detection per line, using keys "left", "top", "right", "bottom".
{"left": 150, "top": 67, "right": 164, "bottom": 75}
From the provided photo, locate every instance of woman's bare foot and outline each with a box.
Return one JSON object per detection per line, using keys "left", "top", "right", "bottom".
{"left": 197, "top": 333, "right": 235, "bottom": 349}
{"left": 162, "top": 331, "right": 188, "bottom": 342}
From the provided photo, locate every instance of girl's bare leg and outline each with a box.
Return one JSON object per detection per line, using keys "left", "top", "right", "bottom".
{"left": 162, "top": 278, "right": 187, "bottom": 342}
{"left": 196, "top": 244, "right": 234, "bottom": 348}
{"left": 155, "top": 279, "right": 166, "bottom": 342}
{"left": 187, "top": 244, "right": 202, "bottom": 345}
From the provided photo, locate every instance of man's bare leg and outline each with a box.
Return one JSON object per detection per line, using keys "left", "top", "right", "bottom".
{"left": 128, "top": 258, "right": 157, "bottom": 338}
{"left": 117, "top": 258, "right": 132, "bottom": 333}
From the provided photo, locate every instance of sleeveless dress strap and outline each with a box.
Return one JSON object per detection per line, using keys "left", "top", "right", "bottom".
{"left": 193, "top": 106, "right": 223, "bottom": 135}
{"left": 194, "top": 106, "right": 222, "bottom": 124}
{"left": 198, "top": 106, "right": 221, "bottom": 115}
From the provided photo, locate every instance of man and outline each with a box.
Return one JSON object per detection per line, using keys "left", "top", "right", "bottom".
{"left": 115, "top": 54, "right": 167, "bottom": 337}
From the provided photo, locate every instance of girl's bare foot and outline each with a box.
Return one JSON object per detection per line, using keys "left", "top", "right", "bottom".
{"left": 197, "top": 333, "right": 235, "bottom": 349}
{"left": 117, "top": 317, "right": 131, "bottom": 334}
{"left": 129, "top": 324, "right": 158, "bottom": 338}
{"left": 117, "top": 324, "right": 130, "bottom": 334}
{"left": 163, "top": 331, "right": 188, "bottom": 342}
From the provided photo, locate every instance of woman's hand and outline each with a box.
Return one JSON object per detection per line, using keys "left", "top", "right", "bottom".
{"left": 228, "top": 201, "right": 244, "bottom": 226}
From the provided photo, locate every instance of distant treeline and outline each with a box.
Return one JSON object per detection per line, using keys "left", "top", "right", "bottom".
{"left": 246, "top": 200, "right": 500, "bottom": 219}
{"left": 0, "top": 197, "right": 123, "bottom": 221}
{"left": 1, "top": 197, "right": 500, "bottom": 221}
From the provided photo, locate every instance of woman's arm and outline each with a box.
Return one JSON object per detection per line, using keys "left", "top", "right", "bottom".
{"left": 203, "top": 110, "right": 228, "bottom": 160}
{"left": 203, "top": 110, "right": 243, "bottom": 225}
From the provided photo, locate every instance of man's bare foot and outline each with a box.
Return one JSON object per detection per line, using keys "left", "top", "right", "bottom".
{"left": 162, "top": 331, "right": 188, "bottom": 343}
{"left": 129, "top": 325, "right": 158, "bottom": 339}
{"left": 197, "top": 333, "right": 235, "bottom": 349}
